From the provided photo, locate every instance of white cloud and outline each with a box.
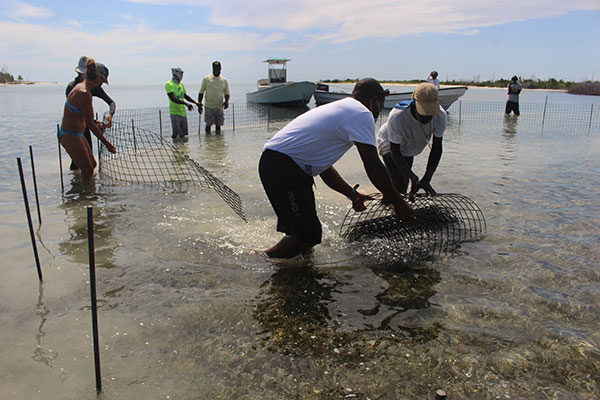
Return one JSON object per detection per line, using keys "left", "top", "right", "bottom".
{"left": 124, "top": 0, "right": 600, "bottom": 43}
{"left": 2, "top": 1, "right": 53, "bottom": 19}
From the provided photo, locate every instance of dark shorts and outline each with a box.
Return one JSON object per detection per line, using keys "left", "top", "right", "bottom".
{"left": 382, "top": 152, "right": 413, "bottom": 194}
{"left": 204, "top": 107, "right": 225, "bottom": 126}
{"left": 170, "top": 114, "right": 189, "bottom": 137}
{"left": 505, "top": 101, "right": 520, "bottom": 115}
{"left": 259, "top": 149, "right": 321, "bottom": 246}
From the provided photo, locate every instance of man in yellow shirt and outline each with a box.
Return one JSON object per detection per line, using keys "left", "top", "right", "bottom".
{"left": 198, "top": 61, "right": 230, "bottom": 134}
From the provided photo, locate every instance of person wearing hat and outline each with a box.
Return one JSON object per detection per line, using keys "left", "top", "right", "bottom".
{"left": 65, "top": 56, "right": 116, "bottom": 170}
{"left": 376, "top": 82, "right": 447, "bottom": 196}
{"left": 165, "top": 67, "right": 198, "bottom": 138}
{"left": 197, "top": 61, "right": 230, "bottom": 134}
{"left": 59, "top": 58, "right": 117, "bottom": 183}
{"left": 259, "top": 78, "right": 416, "bottom": 258}
{"left": 505, "top": 75, "right": 522, "bottom": 116}
{"left": 427, "top": 71, "right": 440, "bottom": 89}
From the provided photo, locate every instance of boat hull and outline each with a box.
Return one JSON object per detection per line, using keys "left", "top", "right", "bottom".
{"left": 246, "top": 81, "right": 316, "bottom": 107}
{"left": 314, "top": 86, "right": 468, "bottom": 110}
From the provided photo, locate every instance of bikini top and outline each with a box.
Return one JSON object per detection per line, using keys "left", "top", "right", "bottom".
{"left": 65, "top": 99, "right": 83, "bottom": 115}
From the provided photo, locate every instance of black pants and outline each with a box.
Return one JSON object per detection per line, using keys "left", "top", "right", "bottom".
{"left": 505, "top": 101, "right": 520, "bottom": 115}
{"left": 259, "top": 149, "right": 322, "bottom": 246}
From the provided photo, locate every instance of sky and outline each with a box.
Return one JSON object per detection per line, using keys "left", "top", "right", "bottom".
{"left": 1, "top": 0, "right": 599, "bottom": 84}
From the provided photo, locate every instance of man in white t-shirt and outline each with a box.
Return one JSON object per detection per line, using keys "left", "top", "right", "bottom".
{"left": 376, "top": 82, "right": 447, "bottom": 196}
{"left": 427, "top": 71, "right": 440, "bottom": 89}
{"left": 259, "top": 78, "right": 416, "bottom": 258}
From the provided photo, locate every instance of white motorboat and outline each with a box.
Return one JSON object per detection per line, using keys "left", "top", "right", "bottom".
{"left": 314, "top": 83, "right": 468, "bottom": 110}
{"left": 246, "top": 58, "right": 316, "bottom": 107}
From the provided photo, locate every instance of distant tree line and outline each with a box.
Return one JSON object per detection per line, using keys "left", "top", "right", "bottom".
{"left": 0, "top": 66, "right": 24, "bottom": 83}
{"left": 322, "top": 77, "right": 600, "bottom": 96}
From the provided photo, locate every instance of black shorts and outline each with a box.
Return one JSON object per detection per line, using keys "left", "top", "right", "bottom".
{"left": 505, "top": 101, "right": 520, "bottom": 115}
{"left": 259, "top": 149, "right": 322, "bottom": 245}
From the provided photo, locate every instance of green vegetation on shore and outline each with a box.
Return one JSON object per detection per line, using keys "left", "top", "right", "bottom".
{"left": 0, "top": 66, "right": 27, "bottom": 84}
{"left": 322, "top": 78, "right": 600, "bottom": 96}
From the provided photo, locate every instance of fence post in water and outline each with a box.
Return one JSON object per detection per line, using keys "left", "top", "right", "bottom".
{"left": 132, "top": 119, "right": 137, "bottom": 153}
{"left": 28, "top": 146, "right": 42, "bottom": 225}
{"left": 17, "top": 158, "right": 42, "bottom": 281}
{"left": 541, "top": 95, "right": 548, "bottom": 131}
{"left": 232, "top": 103, "right": 235, "bottom": 131}
{"left": 87, "top": 206, "right": 103, "bottom": 393}
{"left": 589, "top": 104, "right": 594, "bottom": 132}
{"left": 458, "top": 101, "right": 462, "bottom": 126}
{"left": 267, "top": 104, "right": 271, "bottom": 130}
{"left": 159, "top": 109, "right": 163, "bottom": 139}
{"left": 57, "top": 125, "right": 64, "bottom": 194}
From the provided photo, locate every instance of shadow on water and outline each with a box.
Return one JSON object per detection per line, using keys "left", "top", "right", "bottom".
{"left": 253, "top": 257, "right": 443, "bottom": 362}
{"left": 57, "top": 176, "right": 120, "bottom": 271}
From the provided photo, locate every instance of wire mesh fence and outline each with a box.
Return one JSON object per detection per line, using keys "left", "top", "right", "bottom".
{"left": 113, "top": 99, "right": 599, "bottom": 137}
{"left": 98, "top": 121, "right": 247, "bottom": 222}
{"left": 340, "top": 193, "right": 487, "bottom": 264}
{"left": 448, "top": 100, "right": 599, "bottom": 133}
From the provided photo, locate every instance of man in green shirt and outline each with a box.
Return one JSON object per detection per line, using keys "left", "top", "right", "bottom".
{"left": 165, "top": 67, "right": 198, "bottom": 138}
{"left": 198, "top": 61, "right": 230, "bottom": 134}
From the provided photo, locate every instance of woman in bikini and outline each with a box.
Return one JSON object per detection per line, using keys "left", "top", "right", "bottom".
{"left": 59, "top": 58, "right": 117, "bottom": 183}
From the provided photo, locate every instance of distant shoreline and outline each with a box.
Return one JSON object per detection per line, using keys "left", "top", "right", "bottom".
{"left": 0, "top": 81, "right": 58, "bottom": 86}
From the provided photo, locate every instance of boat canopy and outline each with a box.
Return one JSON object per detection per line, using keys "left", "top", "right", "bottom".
{"left": 263, "top": 58, "right": 291, "bottom": 64}
{"left": 264, "top": 58, "right": 290, "bottom": 84}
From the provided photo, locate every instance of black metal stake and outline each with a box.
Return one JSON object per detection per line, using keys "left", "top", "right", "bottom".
{"left": 17, "top": 158, "right": 42, "bottom": 281}
{"left": 159, "top": 109, "right": 163, "bottom": 139}
{"left": 232, "top": 103, "right": 235, "bottom": 131}
{"left": 132, "top": 119, "right": 137, "bottom": 153}
{"left": 87, "top": 206, "right": 102, "bottom": 393}
{"left": 29, "top": 145, "right": 42, "bottom": 225}
{"left": 57, "top": 125, "right": 64, "bottom": 194}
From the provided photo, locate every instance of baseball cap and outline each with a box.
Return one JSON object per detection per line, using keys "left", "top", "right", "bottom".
{"left": 212, "top": 61, "right": 221, "bottom": 67}
{"left": 171, "top": 67, "right": 184, "bottom": 74}
{"left": 412, "top": 83, "right": 440, "bottom": 116}
{"left": 97, "top": 63, "right": 109, "bottom": 84}
{"left": 75, "top": 56, "right": 88, "bottom": 74}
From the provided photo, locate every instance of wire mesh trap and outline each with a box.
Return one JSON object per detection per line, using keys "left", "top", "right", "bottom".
{"left": 340, "top": 193, "right": 486, "bottom": 264}
{"left": 98, "top": 121, "right": 246, "bottom": 222}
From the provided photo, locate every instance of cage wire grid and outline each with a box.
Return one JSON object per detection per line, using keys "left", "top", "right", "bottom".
{"left": 98, "top": 121, "right": 247, "bottom": 222}
{"left": 340, "top": 193, "right": 486, "bottom": 263}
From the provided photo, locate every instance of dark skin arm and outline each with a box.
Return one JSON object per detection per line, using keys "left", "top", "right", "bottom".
{"left": 197, "top": 92, "right": 204, "bottom": 113}
{"left": 167, "top": 92, "right": 196, "bottom": 111}
{"left": 390, "top": 143, "right": 419, "bottom": 191}
{"left": 390, "top": 136, "right": 442, "bottom": 195}
{"left": 197, "top": 93, "right": 230, "bottom": 110}
{"left": 319, "top": 166, "right": 372, "bottom": 211}
{"left": 413, "top": 135, "right": 442, "bottom": 195}
{"left": 356, "top": 142, "right": 415, "bottom": 222}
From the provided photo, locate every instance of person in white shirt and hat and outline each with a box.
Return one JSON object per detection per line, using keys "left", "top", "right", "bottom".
{"left": 376, "top": 82, "right": 447, "bottom": 196}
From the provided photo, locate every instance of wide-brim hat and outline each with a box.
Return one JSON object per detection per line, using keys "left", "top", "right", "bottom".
{"left": 412, "top": 83, "right": 440, "bottom": 116}
{"left": 75, "top": 56, "right": 87, "bottom": 74}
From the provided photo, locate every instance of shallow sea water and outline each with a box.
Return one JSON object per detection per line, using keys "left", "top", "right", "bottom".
{"left": 1, "top": 83, "right": 599, "bottom": 399}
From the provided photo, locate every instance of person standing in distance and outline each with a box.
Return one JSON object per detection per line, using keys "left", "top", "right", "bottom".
{"left": 259, "top": 78, "right": 416, "bottom": 259}
{"left": 165, "top": 67, "right": 198, "bottom": 138}
{"left": 198, "top": 61, "right": 230, "bottom": 134}
{"left": 427, "top": 71, "right": 440, "bottom": 89}
{"left": 505, "top": 75, "right": 522, "bottom": 116}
